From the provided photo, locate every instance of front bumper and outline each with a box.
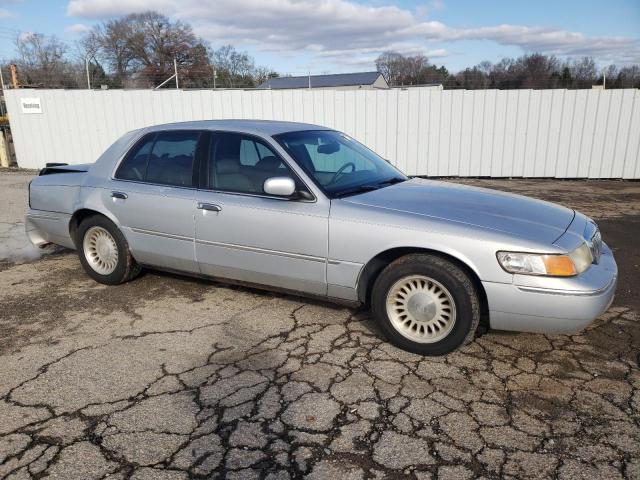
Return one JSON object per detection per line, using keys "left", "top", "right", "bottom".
{"left": 483, "top": 243, "right": 618, "bottom": 334}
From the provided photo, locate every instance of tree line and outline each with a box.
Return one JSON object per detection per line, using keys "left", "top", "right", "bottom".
{"left": 2, "top": 10, "right": 639, "bottom": 90}
{"left": 4, "top": 11, "right": 278, "bottom": 89}
{"left": 375, "top": 52, "right": 640, "bottom": 89}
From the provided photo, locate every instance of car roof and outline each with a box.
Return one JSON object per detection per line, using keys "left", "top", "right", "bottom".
{"left": 141, "top": 119, "right": 332, "bottom": 137}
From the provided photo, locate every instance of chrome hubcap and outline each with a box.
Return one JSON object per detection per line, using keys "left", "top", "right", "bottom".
{"left": 386, "top": 275, "right": 456, "bottom": 343}
{"left": 83, "top": 226, "right": 118, "bottom": 275}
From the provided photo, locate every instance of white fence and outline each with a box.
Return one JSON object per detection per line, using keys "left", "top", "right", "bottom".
{"left": 4, "top": 87, "right": 640, "bottom": 178}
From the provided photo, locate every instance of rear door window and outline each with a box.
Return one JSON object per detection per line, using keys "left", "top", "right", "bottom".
{"left": 116, "top": 131, "right": 200, "bottom": 187}
{"left": 146, "top": 132, "right": 199, "bottom": 187}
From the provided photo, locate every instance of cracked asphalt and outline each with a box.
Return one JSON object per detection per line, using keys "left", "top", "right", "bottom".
{"left": 0, "top": 169, "right": 639, "bottom": 479}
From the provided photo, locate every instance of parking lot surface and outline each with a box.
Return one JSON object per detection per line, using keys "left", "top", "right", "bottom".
{"left": 0, "top": 169, "right": 638, "bottom": 479}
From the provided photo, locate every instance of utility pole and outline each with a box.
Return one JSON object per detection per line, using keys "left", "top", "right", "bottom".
{"left": 10, "top": 64, "right": 18, "bottom": 89}
{"left": 603, "top": 68, "right": 606, "bottom": 90}
{"left": 308, "top": 72, "right": 311, "bottom": 89}
{"left": 85, "top": 55, "right": 91, "bottom": 90}
{"left": 0, "top": 67, "right": 5, "bottom": 91}
{"left": 213, "top": 66, "right": 217, "bottom": 89}
{"left": 174, "top": 58, "right": 179, "bottom": 89}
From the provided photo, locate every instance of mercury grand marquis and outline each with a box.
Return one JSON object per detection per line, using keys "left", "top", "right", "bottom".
{"left": 26, "top": 120, "right": 618, "bottom": 355}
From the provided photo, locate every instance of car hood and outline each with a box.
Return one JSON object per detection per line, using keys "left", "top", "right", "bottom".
{"left": 341, "top": 178, "right": 575, "bottom": 245}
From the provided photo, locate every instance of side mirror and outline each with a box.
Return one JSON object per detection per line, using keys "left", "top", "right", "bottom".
{"left": 263, "top": 177, "right": 296, "bottom": 197}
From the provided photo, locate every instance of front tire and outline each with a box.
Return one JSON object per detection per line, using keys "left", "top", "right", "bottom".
{"left": 76, "top": 215, "right": 141, "bottom": 285}
{"left": 371, "top": 254, "right": 480, "bottom": 355}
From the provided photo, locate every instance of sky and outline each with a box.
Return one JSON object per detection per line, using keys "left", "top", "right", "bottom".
{"left": 0, "top": 0, "right": 639, "bottom": 75}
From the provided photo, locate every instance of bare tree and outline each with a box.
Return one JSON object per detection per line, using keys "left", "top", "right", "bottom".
{"left": 375, "top": 52, "right": 402, "bottom": 86}
{"left": 570, "top": 57, "right": 598, "bottom": 86}
{"left": 209, "top": 45, "right": 277, "bottom": 88}
{"left": 376, "top": 51, "right": 449, "bottom": 86}
{"left": 614, "top": 65, "right": 640, "bottom": 88}
{"left": 211, "top": 45, "right": 256, "bottom": 87}
{"left": 253, "top": 66, "right": 279, "bottom": 87}
{"left": 12, "top": 33, "right": 79, "bottom": 87}
{"left": 125, "top": 12, "right": 198, "bottom": 86}
{"left": 514, "top": 53, "right": 561, "bottom": 88}
{"left": 456, "top": 66, "right": 490, "bottom": 89}
{"left": 82, "top": 11, "right": 213, "bottom": 88}
{"left": 93, "top": 19, "right": 137, "bottom": 85}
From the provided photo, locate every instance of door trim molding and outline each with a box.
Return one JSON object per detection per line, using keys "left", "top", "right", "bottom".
{"left": 130, "top": 227, "right": 194, "bottom": 242}
{"left": 195, "top": 238, "right": 326, "bottom": 263}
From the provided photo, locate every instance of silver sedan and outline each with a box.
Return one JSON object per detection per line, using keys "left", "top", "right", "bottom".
{"left": 26, "top": 120, "right": 617, "bottom": 355}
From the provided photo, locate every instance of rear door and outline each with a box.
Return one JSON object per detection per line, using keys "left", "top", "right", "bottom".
{"left": 194, "top": 131, "right": 330, "bottom": 295}
{"left": 104, "top": 130, "right": 204, "bottom": 273}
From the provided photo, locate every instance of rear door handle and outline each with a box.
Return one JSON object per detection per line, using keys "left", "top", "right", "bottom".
{"left": 111, "top": 191, "right": 128, "bottom": 200}
{"left": 197, "top": 202, "right": 222, "bottom": 212}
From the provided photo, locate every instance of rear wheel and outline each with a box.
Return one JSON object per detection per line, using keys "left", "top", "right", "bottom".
{"left": 371, "top": 254, "right": 480, "bottom": 355}
{"left": 76, "top": 215, "right": 141, "bottom": 285}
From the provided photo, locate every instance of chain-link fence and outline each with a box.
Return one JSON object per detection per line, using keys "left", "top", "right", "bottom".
{"left": 2, "top": 63, "right": 639, "bottom": 92}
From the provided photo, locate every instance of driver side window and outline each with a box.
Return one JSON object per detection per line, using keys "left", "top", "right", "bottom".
{"left": 207, "top": 132, "right": 298, "bottom": 195}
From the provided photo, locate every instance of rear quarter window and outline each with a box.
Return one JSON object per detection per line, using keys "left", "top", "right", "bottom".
{"left": 116, "top": 134, "right": 155, "bottom": 181}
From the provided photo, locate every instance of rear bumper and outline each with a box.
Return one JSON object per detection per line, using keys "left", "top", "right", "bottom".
{"left": 25, "top": 209, "right": 75, "bottom": 249}
{"left": 483, "top": 244, "right": 618, "bottom": 334}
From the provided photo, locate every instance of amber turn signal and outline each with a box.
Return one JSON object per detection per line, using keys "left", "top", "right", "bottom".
{"left": 541, "top": 255, "right": 577, "bottom": 276}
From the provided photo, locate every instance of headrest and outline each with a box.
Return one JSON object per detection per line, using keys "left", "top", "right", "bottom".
{"left": 216, "top": 157, "right": 240, "bottom": 174}
{"left": 256, "top": 156, "right": 281, "bottom": 170}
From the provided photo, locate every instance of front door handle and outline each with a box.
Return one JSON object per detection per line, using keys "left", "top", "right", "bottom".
{"left": 111, "top": 191, "right": 128, "bottom": 200}
{"left": 197, "top": 202, "right": 222, "bottom": 212}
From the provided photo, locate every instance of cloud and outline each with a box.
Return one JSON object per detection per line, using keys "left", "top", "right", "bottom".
{"left": 0, "top": 8, "right": 15, "bottom": 19}
{"left": 66, "top": 0, "right": 640, "bottom": 66}
{"left": 66, "top": 23, "right": 92, "bottom": 34}
{"left": 416, "top": 0, "right": 445, "bottom": 18}
{"left": 67, "top": 0, "right": 175, "bottom": 18}
{"left": 417, "top": 23, "right": 640, "bottom": 65}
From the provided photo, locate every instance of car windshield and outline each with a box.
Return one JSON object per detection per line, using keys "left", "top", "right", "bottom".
{"left": 273, "top": 130, "right": 407, "bottom": 198}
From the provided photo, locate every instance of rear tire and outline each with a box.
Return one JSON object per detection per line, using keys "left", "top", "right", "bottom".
{"left": 371, "top": 254, "right": 480, "bottom": 355}
{"left": 76, "top": 215, "right": 141, "bottom": 285}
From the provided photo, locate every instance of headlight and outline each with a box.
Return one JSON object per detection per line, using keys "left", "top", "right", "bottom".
{"left": 568, "top": 242, "right": 593, "bottom": 273}
{"left": 497, "top": 243, "right": 593, "bottom": 277}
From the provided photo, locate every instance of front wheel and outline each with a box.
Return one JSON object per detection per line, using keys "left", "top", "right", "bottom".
{"left": 76, "top": 215, "right": 141, "bottom": 285}
{"left": 371, "top": 254, "right": 480, "bottom": 355}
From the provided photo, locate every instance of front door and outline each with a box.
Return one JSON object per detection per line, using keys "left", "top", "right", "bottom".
{"left": 104, "top": 130, "right": 202, "bottom": 273}
{"left": 194, "top": 131, "right": 329, "bottom": 295}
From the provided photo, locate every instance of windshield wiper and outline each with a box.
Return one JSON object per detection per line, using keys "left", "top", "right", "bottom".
{"left": 333, "top": 177, "right": 406, "bottom": 198}
{"left": 333, "top": 184, "right": 382, "bottom": 198}
{"left": 377, "top": 177, "right": 407, "bottom": 186}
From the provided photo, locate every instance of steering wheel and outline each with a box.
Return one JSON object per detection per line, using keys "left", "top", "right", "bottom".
{"left": 327, "top": 162, "right": 355, "bottom": 185}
